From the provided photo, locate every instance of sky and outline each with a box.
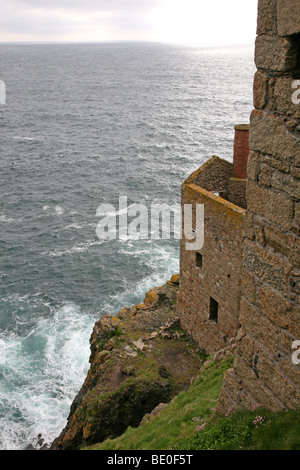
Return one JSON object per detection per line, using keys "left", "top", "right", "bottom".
{"left": 0, "top": 0, "right": 258, "bottom": 45}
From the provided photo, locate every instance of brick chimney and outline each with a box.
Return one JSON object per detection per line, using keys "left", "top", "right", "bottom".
{"left": 233, "top": 124, "right": 250, "bottom": 180}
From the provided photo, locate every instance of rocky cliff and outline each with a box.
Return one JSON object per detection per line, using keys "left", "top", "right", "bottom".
{"left": 51, "top": 275, "right": 205, "bottom": 450}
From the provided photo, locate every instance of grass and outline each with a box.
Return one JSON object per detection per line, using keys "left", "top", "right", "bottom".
{"left": 173, "top": 409, "right": 300, "bottom": 450}
{"left": 82, "top": 354, "right": 300, "bottom": 451}
{"left": 82, "top": 355, "right": 233, "bottom": 450}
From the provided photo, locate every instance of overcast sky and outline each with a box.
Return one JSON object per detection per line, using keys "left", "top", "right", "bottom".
{"left": 1, "top": 0, "right": 258, "bottom": 45}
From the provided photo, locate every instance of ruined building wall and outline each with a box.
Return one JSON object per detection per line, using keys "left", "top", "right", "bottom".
{"left": 177, "top": 156, "right": 245, "bottom": 355}
{"left": 218, "top": 0, "right": 300, "bottom": 413}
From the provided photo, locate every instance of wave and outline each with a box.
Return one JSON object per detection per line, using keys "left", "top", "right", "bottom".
{"left": 12, "top": 136, "right": 40, "bottom": 142}
{"left": 42, "top": 205, "right": 65, "bottom": 216}
{"left": 42, "top": 238, "right": 106, "bottom": 257}
{"left": 55, "top": 205, "right": 64, "bottom": 216}
{"left": 0, "top": 214, "right": 14, "bottom": 223}
{"left": 0, "top": 301, "right": 96, "bottom": 450}
{"left": 96, "top": 202, "right": 137, "bottom": 219}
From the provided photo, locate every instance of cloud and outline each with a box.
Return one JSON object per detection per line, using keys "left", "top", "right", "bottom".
{"left": 0, "top": 0, "right": 257, "bottom": 44}
{"left": 0, "top": 0, "right": 160, "bottom": 41}
{"left": 0, "top": 0, "right": 165, "bottom": 41}
{"left": 15, "top": 0, "right": 161, "bottom": 12}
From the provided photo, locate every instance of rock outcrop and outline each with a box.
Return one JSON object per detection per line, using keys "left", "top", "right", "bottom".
{"left": 51, "top": 275, "right": 204, "bottom": 450}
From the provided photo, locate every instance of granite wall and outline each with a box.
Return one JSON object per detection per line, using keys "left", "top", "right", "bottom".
{"left": 218, "top": 0, "right": 300, "bottom": 413}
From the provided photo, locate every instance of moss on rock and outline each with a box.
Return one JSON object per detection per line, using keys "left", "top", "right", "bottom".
{"left": 51, "top": 275, "right": 204, "bottom": 450}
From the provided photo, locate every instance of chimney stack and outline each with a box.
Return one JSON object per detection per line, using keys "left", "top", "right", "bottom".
{"left": 233, "top": 124, "right": 250, "bottom": 180}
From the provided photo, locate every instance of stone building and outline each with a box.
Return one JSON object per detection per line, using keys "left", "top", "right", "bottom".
{"left": 177, "top": 126, "right": 249, "bottom": 354}
{"left": 178, "top": 0, "right": 300, "bottom": 412}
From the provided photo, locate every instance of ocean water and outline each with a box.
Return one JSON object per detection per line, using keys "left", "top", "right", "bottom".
{"left": 0, "top": 42, "right": 255, "bottom": 450}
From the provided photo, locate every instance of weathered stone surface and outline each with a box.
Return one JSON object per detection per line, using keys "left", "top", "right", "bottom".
{"left": 227, "top": 178, "right": 247, "bottom": 209}
{"left": 187, "top": 155, "right": 233, "bottom": 193}
{"left": 287, "top": 237, "right": 300, "bottom": 266}
{"left": 144, "top": 287, "right": 160, "bottom": 306}
{"left": 258, "top": 163, "right": 272, "bottom": 187}
{"left": 272, "top": 170, "right": 300, "bottom": 200}
{"left": 279, "top": 357, "right": 300, "bottom": 391}
{"left": 264, "top": 225, "right": 300, "bottom": 265}
{"left": 241, "top": 270, "right": 257, "bottom": 305}
{"left": 280, "top": 330, "right": 297, "bottom": 351}
{"left": 244, "top": 239, "right": 291, "bottom": 291}
{"left": 277, "top": 0, "right": 300, "bottom": 36}
{"left": 257, "top": 0, "right": 277, "bottom": 35}
{"left": 260, "top": 153, "right": 290, "bottom": 173}
{"left": 250, "top": 110, "right": 300, "bottom": 164}
{"left": 255, "top": 35, "right": 297, "bottom": 72}
{"left": 259, "top": 287, "right": 300, "bottom": 337}
{"left": 247, "top": 150, "right": 259, "bottom": 181}
{"left": 255, "top": 225, "right": 266, "bottom": 246}
{"left": 243, "top": 210, "right": 255, "bottom": 240}
{"left": 170, "top": 273, "right": 180, "bottom": 284}
{"left": 239, "top": 298, "right": 278, "bottom": 353}
{"left": 237, "top": 333, "right": 255, "bottom": 367}
{"left": 257, "top": 354, "right": 300, "bottom": 409}
{"left": 295, "top": 204, "right": 300, "bottom": 228}
{"left": 253, "top": 71, "right": 269, "bottom": 109}
{"left": 291, "top": 166, "right": 300, "bottom": 179}
{"left": 234, "top": 356, "right": 284, "bottom": 411}
{"left": 247, "top": 180, "right": 294, "bottom": 228}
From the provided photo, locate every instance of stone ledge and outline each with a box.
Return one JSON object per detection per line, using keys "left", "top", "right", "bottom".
{"left": 255, "top": 35, "right": 297, "bottom": 72}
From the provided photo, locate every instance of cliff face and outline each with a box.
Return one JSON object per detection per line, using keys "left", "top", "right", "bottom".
{"left": 51, "top": 275, "right": 205, "bottom": 450}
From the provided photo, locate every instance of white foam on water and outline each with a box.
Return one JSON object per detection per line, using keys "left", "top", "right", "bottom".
{"left": 0, "top": 214, "right": 14, "bottom": 223}
{"left": 12, "top": 136, "right": 39, "bottom": 142}
{"left": 54, "top": 205, "right": 64, "bottom": 216}
{"left": 102, "top": 239, "right": 180, "bottom": 313}
{"left": 98, "top": 203, "right": 137, "bottom": 219}
{"left": 0, "top": 240, "right": 179, "bottom": 450}
{"left": 0, "top": 302, "right": 96, "bottom": 450}
{"left": 43, "top": 238, "right": 106, "bottom": 257}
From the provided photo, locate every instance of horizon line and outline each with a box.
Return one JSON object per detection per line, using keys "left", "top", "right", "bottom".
{"left": 0, "top": 39, "right": 254, "bottom": 47}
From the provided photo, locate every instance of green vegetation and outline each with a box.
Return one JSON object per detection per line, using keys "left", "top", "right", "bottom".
{"left": 96, "top": 325, "right": 123, "bottom": 351}
{"left": 82, "top": 355, "right": 233, "bottom": 450}
{"left": 173, "top": 409, "right": 300, "bottom": 450}
{"left": 83, "top": 355, "right": 300, "bottom": 451}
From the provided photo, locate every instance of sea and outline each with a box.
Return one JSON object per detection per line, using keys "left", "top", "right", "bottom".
{"left": 0, "top": 42, "right": 255, "bottom": 450}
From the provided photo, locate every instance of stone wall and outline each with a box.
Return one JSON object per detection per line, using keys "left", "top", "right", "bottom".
{"left": 177, "top": 158, "right": 245, "bottom": 355}
{"left": 218, "top": 0, "right": 300, "bottom": 414}
{"left": 227, "top": 178, "right": 247, "bottom": 209}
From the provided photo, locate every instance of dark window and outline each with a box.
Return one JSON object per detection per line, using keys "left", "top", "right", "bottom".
{"left": 195, "top": 252, "right": 203, "bottom": 268}
{"left": 289, "top": 33, "right": 300, "bottom": 74}
{"left": 209, "top": 297, "right": 219, "bottom": 322}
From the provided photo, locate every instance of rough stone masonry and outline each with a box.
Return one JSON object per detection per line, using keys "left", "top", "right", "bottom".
{"left": 217, "top": 0, "right": 300, "bottom": 413}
